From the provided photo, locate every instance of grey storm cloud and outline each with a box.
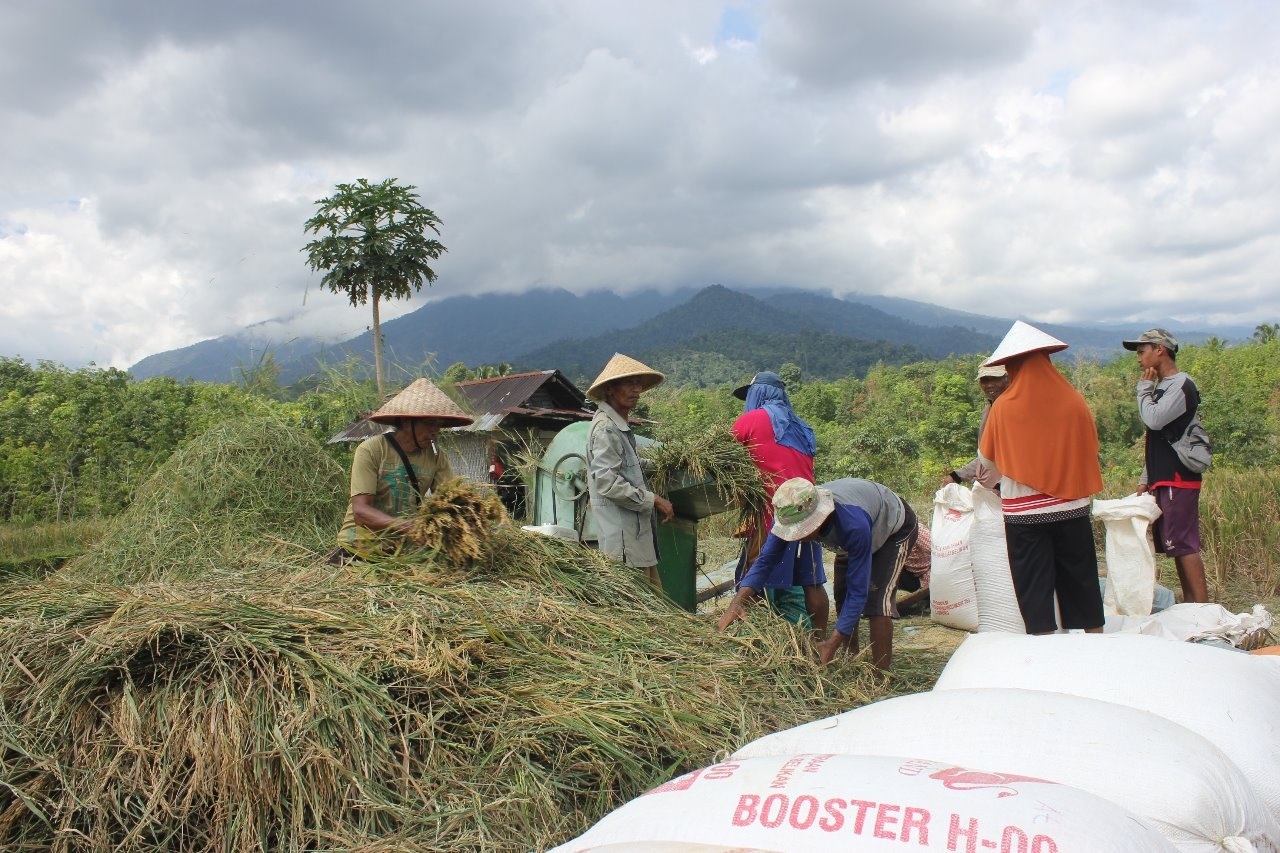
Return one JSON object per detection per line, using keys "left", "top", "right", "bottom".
{"left": 1, "top": 0, "right": 1278, "bottom": 368}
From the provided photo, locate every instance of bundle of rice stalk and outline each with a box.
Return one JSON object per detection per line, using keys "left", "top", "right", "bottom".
{"left": 407, "top": 477, "right": 507, "bottom": 567}
{"left": 64, "top": 414, "right": 347, "bottom": 585}
{"left": 641, "top": 424, "right": 768, "bottom": 523}
{"left": 0, "top": 540, "right": 884, "bottom": 851}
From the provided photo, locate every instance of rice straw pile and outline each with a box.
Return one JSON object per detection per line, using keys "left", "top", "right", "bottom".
{"left": 0, "top": 418, "right": 885, "bottom": 851}
{"left": 641, "top": 424, "right": 769, "bottom": 524}
{"left": 65, "top": 414, "right": 347, "bottom": 584}
{"left": 408, "top": 477, "right": 507, "bottom": 567}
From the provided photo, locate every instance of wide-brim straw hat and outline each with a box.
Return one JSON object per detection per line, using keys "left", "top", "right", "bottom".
{"left": 586, "top": 353, "right": 665, "bottom": 401}
{"left": 369, "top": 378, "right": 475, "bottom": 425}
{"left": 770, "top": 477, "right": 836, "bottom": 541}
{"left": 982, "top": 321, "right": 1068, "bottom": 367}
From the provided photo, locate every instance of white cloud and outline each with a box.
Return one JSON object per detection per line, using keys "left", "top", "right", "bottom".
{"left": 1, "top": 0, "right": 1278, "bottom": 369}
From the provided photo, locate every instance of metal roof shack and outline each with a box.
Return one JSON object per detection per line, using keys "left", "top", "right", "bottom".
{"left": 451, "top": 369, "right": 592, "bottom": 433}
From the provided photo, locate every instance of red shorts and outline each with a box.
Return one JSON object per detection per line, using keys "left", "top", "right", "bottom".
{"left": 1151, "top": 486, "right": 1201, "bottom": 557}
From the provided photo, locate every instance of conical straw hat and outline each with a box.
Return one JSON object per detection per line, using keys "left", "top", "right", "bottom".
{"left": 586, "top": 353, "right": 665, "bottom": 400}
{"left": 369, "top": 378, "right": 475, "bottom": 425}
{"left": 982, "top": 321, "right": 1068, "bottom": 367}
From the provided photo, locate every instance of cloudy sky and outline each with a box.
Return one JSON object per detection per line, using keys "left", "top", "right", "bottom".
{"left": 3, "top": 0, "right": 1278, "bottom": 369}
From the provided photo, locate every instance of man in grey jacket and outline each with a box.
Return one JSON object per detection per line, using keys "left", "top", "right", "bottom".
{"left": 585, "top": 353, "right": 674, "bottom": 588}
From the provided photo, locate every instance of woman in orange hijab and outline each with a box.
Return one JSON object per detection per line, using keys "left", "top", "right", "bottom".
{"left": 978, "top": 322, "right": 1104, "bottom": 635}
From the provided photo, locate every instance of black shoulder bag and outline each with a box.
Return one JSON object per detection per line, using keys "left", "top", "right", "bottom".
{"left": 384, "top": 434, "right": 423, "bottom": 502}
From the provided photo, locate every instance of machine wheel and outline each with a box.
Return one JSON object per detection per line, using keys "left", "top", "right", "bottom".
{"left": 550, "top": 453, "right": 589, "bottom": 503}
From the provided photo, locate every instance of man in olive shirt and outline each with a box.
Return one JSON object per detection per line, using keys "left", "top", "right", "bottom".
{"left": 336, "top": 378, "right": 474, "bottom": 558}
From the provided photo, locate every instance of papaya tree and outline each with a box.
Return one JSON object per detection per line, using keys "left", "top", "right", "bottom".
{"left": 302, "top": 178, "right": 446, "bottom": 398}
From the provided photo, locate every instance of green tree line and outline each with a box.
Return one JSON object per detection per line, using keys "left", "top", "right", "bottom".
{"left": 2, "top": 338, "right": 1277, "bottom": 523}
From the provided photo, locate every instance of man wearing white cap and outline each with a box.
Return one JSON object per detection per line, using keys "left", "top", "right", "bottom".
{"left": 943, "top": 363, "right": 1008, "bottom": 489}
{"left": 977, "top": 321, "right": 1105, "bottom": 635}
{"left": 718, "top": 477, "right": 918, "bottom": 670}
{"left": 335, "top": 378, "right": 474, "bottom": 559}
{"left": 585, "top": 354, "right": 675, "bottom": 588}
{"left": 1122, "top": 328, "right": 1208, "bottom": 603}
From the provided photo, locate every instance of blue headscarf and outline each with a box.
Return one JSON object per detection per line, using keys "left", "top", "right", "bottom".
{"left": 744, "top": 382, "right": 817, "bottom": 457}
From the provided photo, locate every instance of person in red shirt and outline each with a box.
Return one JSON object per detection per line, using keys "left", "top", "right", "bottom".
{"left": 730, "top": 371, "right": 826, "bottom": 634}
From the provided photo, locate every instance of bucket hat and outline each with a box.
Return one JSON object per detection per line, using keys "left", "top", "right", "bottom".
{"left": 1121, "top": 328, "right": 1179, "bottom": 355}
{"left": 732, "top": 370, "right": 787, "bottom": 401}
{"left": 976, "top": 364, "right": 1007, "bottom": 380}
{"left": 586, "top": 353, "right": 665, "bottom": 401}
{"left": 770, "top": 477, "right": 835, "bottom": 541}
{"left": 982, "top": 321, "right": 1068, "bottom": 367}
{"left": 369, "top": 378, "right": 475, "bottom": 425}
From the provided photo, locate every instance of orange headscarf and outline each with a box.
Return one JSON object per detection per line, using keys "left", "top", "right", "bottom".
{"left": 978, "top": 352, "right": 1102, "bottom": 500}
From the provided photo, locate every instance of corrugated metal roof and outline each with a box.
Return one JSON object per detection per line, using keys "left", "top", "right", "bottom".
{"left": 452, "top": 370, "right": 592, "bottom": 432}
{"left": 326, "top": 414, "right": 395, "bottom": 444}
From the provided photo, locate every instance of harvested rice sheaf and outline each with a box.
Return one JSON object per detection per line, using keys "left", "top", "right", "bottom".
{"left": 641, "top": 424, "right": 769, "bottom": 524}
{"left": 3, "top": 421, "right": 886, "bottom": 851}
{"left": 408, "top": 477, "right": 507, "bottom": 567}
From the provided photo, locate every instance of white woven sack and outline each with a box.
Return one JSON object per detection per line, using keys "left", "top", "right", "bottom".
{"left": 1106, "top": 602, "right": 1275, "bottom": 642}
{"left": 928, "top": 484, "right": 979, "bottom": 630}
{"left": 550, "top": 752, "right": 1177, "bottom": 853}
{"left": 733, "top": 688, "right": 1278, "bottom": 853}
{"left": 1093, "top": 493, "right": 1161, "bottom": 615}
{"left": 934, "top": 631, "right": 1280, "bottom": 824}
{"left": 969, "top": 484, "right": 1026, "bottom": 633}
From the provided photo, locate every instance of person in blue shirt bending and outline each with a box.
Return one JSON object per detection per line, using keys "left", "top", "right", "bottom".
{"left": 717, "top": 477, "right": 918, "bottom": 670}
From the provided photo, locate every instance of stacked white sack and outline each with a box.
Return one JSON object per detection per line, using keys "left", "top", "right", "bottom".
{"left": 928, "top": 484, "right": 979, "bottom": 630}
{"left": 968, "top": 485, "right": 1025, "bottom": 632}
{"left": 732, "top": 688, "right": 1279, "bottom": 852}
{"left": 934, "top": 632, "right": 1280, "bottom": 823}
{"left": 549, "top": 752, "right": 1178, "bottom": 853}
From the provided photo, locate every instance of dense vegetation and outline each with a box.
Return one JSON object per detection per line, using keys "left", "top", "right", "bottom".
{"left": 2, "top": 338, "right": 1277, "bottom": 525}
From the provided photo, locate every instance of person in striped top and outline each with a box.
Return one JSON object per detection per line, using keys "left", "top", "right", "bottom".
{"left": 977, "top": 322, "right": 1105, "bottom": 636}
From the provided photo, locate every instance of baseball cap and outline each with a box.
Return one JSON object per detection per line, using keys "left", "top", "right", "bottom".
{"left": 1121, "top": 328, "right": 1179, "bottom": 355}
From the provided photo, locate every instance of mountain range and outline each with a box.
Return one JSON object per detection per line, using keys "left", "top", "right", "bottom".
{"left": 129, "top": 284, "right": 1255, "bottom": 388}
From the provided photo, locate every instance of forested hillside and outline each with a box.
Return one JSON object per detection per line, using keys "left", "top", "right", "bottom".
{"left": 4, "top": 336, "right": 1277, "bottom": 525}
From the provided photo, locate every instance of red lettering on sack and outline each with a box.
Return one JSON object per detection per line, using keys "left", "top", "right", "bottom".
{"left": 819, "top": 798, "right": 846, "bottom": 832}
{"left": 646, "top": 767, "right": 703, "bottom": 794}
{"left": 760, "top": 794, "right": 788, "bottom": 828}
{"left": 949, "top": 813, "right": 979, "bottom": 853}
{"left": 732, "top": 794, "right": 759, "bottom": 827}
{"left": 789, "top": 795, "right": 819, "bottom": 830}
{"left": 874, "top": 803, "right": 901, "bottom": 839}
{"left": 849, "top": 799, "right": 875, "bottom": 834}
{"left": 1031, "top": 835, "right": 1059, "bottom": 853}
{"left": 898, "top": 758, "right": 935, "bottom": 777}
{"left": 902, "top": 807, "right": 930, "bottom": 844}
{"left": 1002, "top": 825, "right": 1028, "bottom": 853}
{"left": 702, "top": 762, "right": 739, "bottom": 781}
{"left": 802, "top": 753, "right": 834, "bottom": 774}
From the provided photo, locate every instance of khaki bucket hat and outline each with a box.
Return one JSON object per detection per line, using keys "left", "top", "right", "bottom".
{"left": 586, "top": 353, "right": 665, "bottom": 401}
{"left": 369, "top": 378, "right": 475, "bottom": 425}
{"left": 770, "top": 477, "right": 835, "bottom": 541}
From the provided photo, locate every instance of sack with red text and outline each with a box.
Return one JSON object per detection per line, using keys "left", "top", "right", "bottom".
{"left": 935, "top": 630, "right": 1280, "bottom": 824}
{"left": 734, "top": 687, "right": 1279, "bottom": 852}
{"left": 928, "top": 484, "right": 979, "bottom": 630}
{"left": 548, "top": 752, "right": 1176, "bottom": 852}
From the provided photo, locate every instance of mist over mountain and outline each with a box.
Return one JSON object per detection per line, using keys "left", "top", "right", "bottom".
{"left": 129, "top": 284, "right": 1255, "bottom": 387}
